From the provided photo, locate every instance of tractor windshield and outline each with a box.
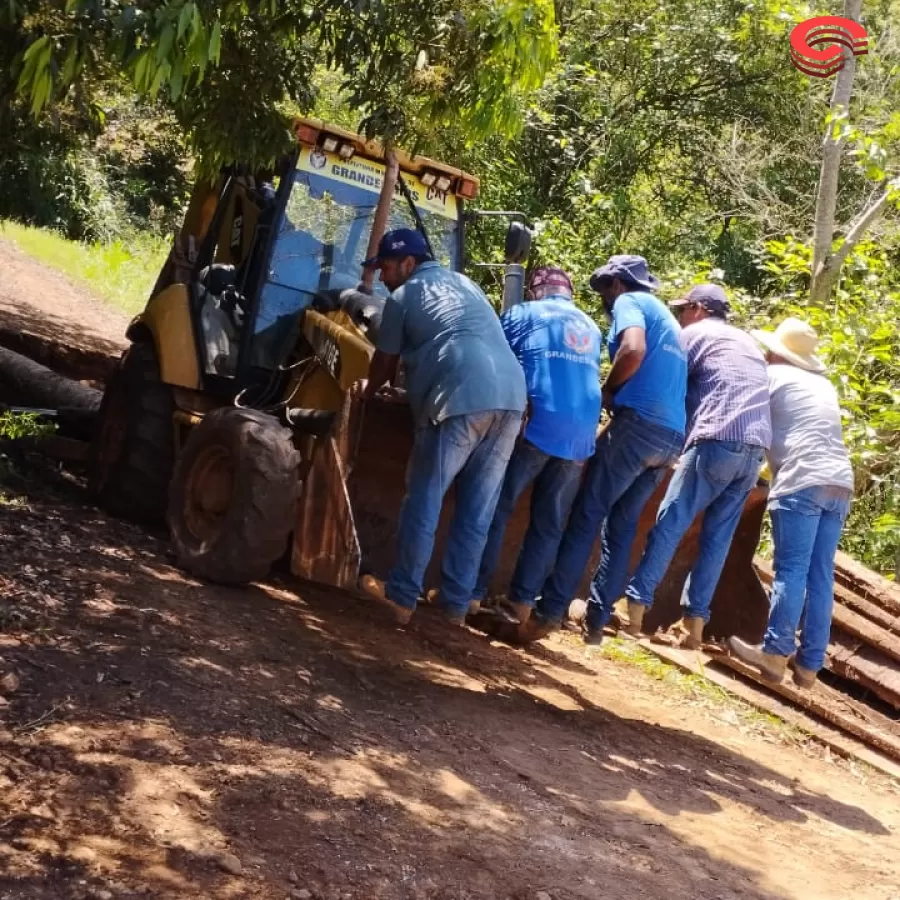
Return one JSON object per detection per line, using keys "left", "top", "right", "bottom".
{"left": 250, "top": 147, "right": 461, "bottom": 369}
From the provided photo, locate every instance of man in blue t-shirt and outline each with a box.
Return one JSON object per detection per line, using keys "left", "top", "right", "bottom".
{"left": 472, "top": 266, "right": 602, "bottom": 624}
{"left": 359, "top": 228, "right": 526, "bottom": 627}
{"left": 520, "top": 255, "right": 687, "bottom": 645}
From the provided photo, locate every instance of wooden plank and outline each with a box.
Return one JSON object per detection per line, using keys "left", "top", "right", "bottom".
{"left": 754, "top": 557, "right": 900, "bottom": 665}
{"left": 755, "top": 556, "right": 900, "bottom": 635}
{"left": 828, "top": 636, "right": 900, "bottom": 709}
{"left": 713, "top": 652, "right": 900, "bottom": 759}
{"left": 835, "top": 551, "right": 900, "bottom": 617}
{"left": 640, "top": 640, "right": 900, "bottom": 781}
{"left": 830, "top": 604, "right": 900, "bottom": 667}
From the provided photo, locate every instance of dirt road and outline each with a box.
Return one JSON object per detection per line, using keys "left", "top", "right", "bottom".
{"left": 0, "top": 239, "right": 128, "bottom": 358}
{"left": 1, "top": 241, "right": 900, "bottom": 900}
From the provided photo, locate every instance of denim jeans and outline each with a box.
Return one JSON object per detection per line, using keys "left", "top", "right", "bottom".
{"left": 387, "top": 409, "right": 522, "bottom": 617}
{"left": 533, "top": 409, "right": 684, "bottom": 627}
{"left": 473, "top": 439, "right": 585, "bottom": 607}
{"left": 763, "top": 484, "right": 852, "bottom": 672}
{"left": 625, "top": 440, "right": 766, "bottom": 623}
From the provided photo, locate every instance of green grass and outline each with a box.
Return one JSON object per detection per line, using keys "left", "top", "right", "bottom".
{"left": 0, "top": 220, "right": 169, "bottom": 317}
{"left": 596, "top": 636, "right": 806, "bottom": 739}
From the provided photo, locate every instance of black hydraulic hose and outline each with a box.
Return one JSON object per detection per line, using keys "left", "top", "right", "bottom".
{"left": 396, "top": 173, "right": 436, "bottom": 260}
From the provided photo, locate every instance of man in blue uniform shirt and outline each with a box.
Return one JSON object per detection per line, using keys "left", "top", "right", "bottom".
{"left": 520, "top": 255, "right": 687, "bottom": 644}
{"left": 472, "top": 266, "right": 602, "bottom": 624}
{"left": 359, "top": 228, "right": 527, "bottom": 627}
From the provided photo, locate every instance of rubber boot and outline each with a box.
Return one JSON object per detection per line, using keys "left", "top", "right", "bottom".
{"left": 622, "top": 601, "right": 646, "bottom": 639}
{"left": 727, "top": 636, "right": 788, "bottom": 684}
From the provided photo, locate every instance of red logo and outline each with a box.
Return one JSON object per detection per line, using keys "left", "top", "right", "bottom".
{"left": 564, "top": 322, "right": 594, "bottom": 354}
{"left": 790, "top": 16, "right": 869, "bottom": 78}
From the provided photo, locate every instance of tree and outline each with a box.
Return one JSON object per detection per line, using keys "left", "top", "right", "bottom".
{"left": 810, "top": 0, "right": 900, "bottom": 303}
{"left": 7, "top": 1, "right": 557, "bottom": 169}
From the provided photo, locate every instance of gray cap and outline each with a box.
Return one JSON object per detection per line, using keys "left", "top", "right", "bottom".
{"left": 670, "top": 283, "right": 730, "bottom": 316}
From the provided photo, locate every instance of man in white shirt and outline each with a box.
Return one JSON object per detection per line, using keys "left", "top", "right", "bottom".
{"left": 728, "top": 317, "right": 853, "bottom": 688}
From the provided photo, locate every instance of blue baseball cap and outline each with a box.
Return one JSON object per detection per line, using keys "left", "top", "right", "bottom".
{"left": 362, "top": 228, "right": 430, "bottom": 267}
{"left": 590, "top": 254, "right": 660, "bottom": 293}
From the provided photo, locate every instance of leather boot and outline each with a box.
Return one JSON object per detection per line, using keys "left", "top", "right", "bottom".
{"left": 676, "top": 616, "right": 705, "bottom": 650}
{"left": 427, "top": 588, "right": 479, "bottom": 617}
{"left": 790, "top": 660, "right": 817, "bottom": 689}
{"left": 515, "top": 615, "right": 559, "bottom": 644}
{"left": 359, "top": 575, "right": 414, "bottom": 625}
{"left": 727, "top": 636, "right": 788, "bottom": 683}
{"left": 497, "top": 599, "right": 532, "bottom": 624}
{"left": 622, "top": 601, "right": 646, "bottom": 638}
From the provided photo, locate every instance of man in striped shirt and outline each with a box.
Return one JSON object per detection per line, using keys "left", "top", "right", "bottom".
{"left": 622, "top": 284, "right": 772, "bottom": 647}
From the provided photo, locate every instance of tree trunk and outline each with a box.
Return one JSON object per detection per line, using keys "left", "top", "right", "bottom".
{"left": 0, "top": 346, "right": 101, "bottom": 412}
{"left": 809, "top": 0, "right": 862, "bottom": 305}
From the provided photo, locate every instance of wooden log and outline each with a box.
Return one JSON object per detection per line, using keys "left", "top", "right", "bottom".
{"left": 835, "top": 550, "right": 900, "bottom": 618}
{"left": 0, "top": 346, "right": 101, "bottom": 412}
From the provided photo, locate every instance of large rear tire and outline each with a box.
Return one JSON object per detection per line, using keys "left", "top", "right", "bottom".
{"left": 167, "top": 407, "right": 302, "bottom": 584}
{"left": 88, "top": 341, "right": 175, "bottom": 524}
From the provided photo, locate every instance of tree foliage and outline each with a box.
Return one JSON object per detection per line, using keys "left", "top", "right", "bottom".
{"left": 7, "top": 0, "right": 557, "bottom": 169}
{"left": 3, "top": 0, "right": 900, "bottom": 573}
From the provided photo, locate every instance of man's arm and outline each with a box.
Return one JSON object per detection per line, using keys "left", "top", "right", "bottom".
{"left": 602, "top": 326, "right": 646, "bottom": 408}
{"left": 361, "top": 292, "right": 404, "bottom": 398}
{"left": 363, "top": 349, "right": 400, "bottom": 398}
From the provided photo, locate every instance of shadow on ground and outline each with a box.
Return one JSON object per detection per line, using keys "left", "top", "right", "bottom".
{"left": 0, "top": 490, "right": 894, "bottom": 900}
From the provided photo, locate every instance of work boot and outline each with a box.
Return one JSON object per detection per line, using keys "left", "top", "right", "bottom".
{"left": 675, "top": 616, "right": 705, "bottom": 650}
{"left": 790, "top": 659, "right": 818, "bottom": 689}
{"left": 582, "top": 623, "right": 604, "bottom": 646}
{"left": 622, "top": 601, "right": 646, "bottom": 639}
{"left": 439, "top": 608, "right": 467, "bottom": 627}
{"left": 515, "top": 615, "right": 559, "bottom": 644}
{"left": 495, "top": 599, "right": 532, "bottom": 624}
{"left": 727, "top": 636, "right": 788, "bottom": 684}
{"left": 427, "top": 588, "right": 479, "bottom": 617}
{"left": 358, "top": 575, "right": 414, "bottom": 625}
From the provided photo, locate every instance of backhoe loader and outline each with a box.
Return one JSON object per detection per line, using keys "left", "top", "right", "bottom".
{"left": 88, "top": 117, "right": 769, "bottom": 641}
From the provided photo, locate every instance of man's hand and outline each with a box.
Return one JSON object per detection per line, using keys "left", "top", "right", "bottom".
{"left": 355, "top": 379, "right": 406, "bottom": 405}
{"left": 377, "top": 385, "right": 407, "bottom": 405}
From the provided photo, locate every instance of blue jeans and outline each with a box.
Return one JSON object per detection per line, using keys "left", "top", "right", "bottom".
{"left": 534, "top": 410, "right": 684, "bottom": 627}
{"left": 763, "top": 485, "right": 852, "bottom": 672}
{"left": 387, "top": 409, "right": 522, "bottom": 617}
{"left": 625, "top": 440, "right": 766, "bottom": 622}
{"left": 473, "top": 439, "right": 585, "bottom": 607}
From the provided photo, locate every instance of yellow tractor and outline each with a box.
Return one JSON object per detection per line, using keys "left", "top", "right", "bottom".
{"left": 88, "top": 117, "right": 769, "bottom": 641}
{"left": 87, "top": 118, "right": 529, "bottom": 587}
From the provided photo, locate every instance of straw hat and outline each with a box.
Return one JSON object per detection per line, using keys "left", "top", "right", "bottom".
{"left": 750, "top": 316, "right": 826, "bottom": 374}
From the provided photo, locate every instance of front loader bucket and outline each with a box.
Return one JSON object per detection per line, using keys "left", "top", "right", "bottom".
{"left": 291, "top": 393, "right": 770, "bottom": 640}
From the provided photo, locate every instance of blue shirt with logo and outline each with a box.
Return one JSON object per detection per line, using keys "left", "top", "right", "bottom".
{"left": 608, "top": 291, "right": 687, "bottom": 435}
{"left": 377, "top": 262, "right": 527, "bottom": 426}
{"left": 501, "top": 297, "right": 602, "bottom": 461}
